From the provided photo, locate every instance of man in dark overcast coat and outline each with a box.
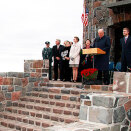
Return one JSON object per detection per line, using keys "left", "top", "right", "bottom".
{"left": 93, "top": 29, "right": 111, "bottom": 85}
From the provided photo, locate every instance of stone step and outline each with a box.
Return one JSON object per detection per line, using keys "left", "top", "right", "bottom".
{"left": 32, "top": 87, "right": 82, "bottom": 96}
{"left": 26, "top": 91, "right": 80, "bottom": 102}
{"left": 47, "top": 81, "right": 82, "bottom": 88}
{"left": 5, "top": 106, "right": 79, "bottom": 124}
{"left": 19, "top": 96, "right": 80, "bottom": 110}
{"left": 32, "top": 86, "right": 112, "bottom": 97}
{"left": 43, "top": 121, "right": 120, "bottom": 131}
{"left": 11, "top": 101, "right": 79, "bottom": 117}
{"left": 0, "top": 117, "right": 42, "bottom": 131}
{"left": 0, "top": 126, "right": 17, "bottom": 131}
{"left": 0, "top": 111, "right": 63, "bottom": 128}
{"left": 46, "top": 81, "right": 113, "bottom": 92}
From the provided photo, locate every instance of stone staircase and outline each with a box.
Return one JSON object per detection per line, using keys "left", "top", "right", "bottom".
{"left": 0, "top": 86, "right": 82, "bottom": 131}
{"left": 0, "top": 60, "right": 130, "bottom": 131}
{"left": 0, "top": 81, "right": 130, "bottom": 131}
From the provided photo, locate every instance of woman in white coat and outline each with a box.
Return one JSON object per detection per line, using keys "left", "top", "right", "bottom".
{"left": 69, "top": 37, "right": 81, "bottom": 82}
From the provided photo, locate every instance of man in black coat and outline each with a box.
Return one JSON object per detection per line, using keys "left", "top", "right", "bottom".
{"left": 120, "top": 27, "right": 131, "bottom": 72}
{"left": 93, "top": 29, "right": 111, "bottom": 85}
{"left": 52, "top": 39, "right": 64, "bottom": 81}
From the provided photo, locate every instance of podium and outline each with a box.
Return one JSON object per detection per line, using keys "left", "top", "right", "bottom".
{"left": 82, "top": 48, "right": 106, "bottom": 55}
{"left": 82, "top": 48, "right": 106, "bottom": 68}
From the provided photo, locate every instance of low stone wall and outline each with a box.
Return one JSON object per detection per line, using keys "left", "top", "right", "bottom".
{"left": 0, "top": 60, "right": 49, "bottom": 111}
{"left": 80, "top": 92, "right": 131, "bottom": 130}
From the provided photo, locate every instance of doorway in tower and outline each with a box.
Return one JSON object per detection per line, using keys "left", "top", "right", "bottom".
{"left": 109, "top": 20, "right": 131, "bottom": 66}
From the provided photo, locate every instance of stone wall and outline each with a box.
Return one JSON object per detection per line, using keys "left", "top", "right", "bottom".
{"left": 84, "top": 0, "right": 131, "bottom": 44}
{"left": 80, "top": 92, "right": 131, "bottom": 130}
{"left": 0, "top": 60, "right": 49, "bottom": 111}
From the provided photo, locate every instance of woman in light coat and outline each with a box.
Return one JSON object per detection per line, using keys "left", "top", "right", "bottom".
{"left": 69, "top": 36, "right": 81, "bottom": 82}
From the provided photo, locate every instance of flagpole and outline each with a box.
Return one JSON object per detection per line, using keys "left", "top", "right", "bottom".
{"left": 84, "top": 0, "right": 86, "bottom": 46}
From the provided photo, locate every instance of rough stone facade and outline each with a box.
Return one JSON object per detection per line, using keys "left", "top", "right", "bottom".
{"left": 0, "top": 60, "right": 49, "bottom": 111}
{"left": 80, "top": 92, "right": 131, "bottom": 130}
{"left": 83, "top": 0, "right": 131, "bottom": 63}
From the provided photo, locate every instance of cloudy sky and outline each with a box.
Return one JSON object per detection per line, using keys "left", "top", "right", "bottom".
{"left": 0, "top": 0, "right": 83, "bottom": 72}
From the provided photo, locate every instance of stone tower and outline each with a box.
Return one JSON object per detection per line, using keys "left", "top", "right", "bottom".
{"left": 83, "top": 0, "right": 131, "bottom": 64}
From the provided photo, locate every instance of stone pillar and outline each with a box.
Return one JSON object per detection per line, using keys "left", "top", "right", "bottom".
{"left": 0, "top": 60, "right": 49, "bottom": 111}
{"left": 113, "top": 72, "right": 131, "bottom": 93}
{"left": 79, "top": 92, "right": 131, "bottom": 130}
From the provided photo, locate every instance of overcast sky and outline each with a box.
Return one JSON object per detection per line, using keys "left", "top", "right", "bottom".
{"left": 0, "top": 0, "right": 83, "bottom": 72}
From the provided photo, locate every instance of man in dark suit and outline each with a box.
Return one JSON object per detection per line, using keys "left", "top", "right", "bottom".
{"left": 93, "top": 29, "right": 111, "bottom": 85}
{"left": 52, "top": 39, "right": 64, "bottom": 81}
{"left": 120, "top": 27, "right": 131, "bottom": 72}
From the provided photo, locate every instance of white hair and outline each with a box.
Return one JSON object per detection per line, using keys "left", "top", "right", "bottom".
{"left": 56, "top": 39, "right": 61, "bottom": 43}
{"left": 98, "top": 29, "right": 104, "bottom": 33}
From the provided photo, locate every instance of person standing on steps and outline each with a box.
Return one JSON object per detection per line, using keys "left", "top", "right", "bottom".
{"left": 61, "top": 41, "right": 72, "bottom": 82}
{"left": 52, "top": 39, "right": 64, "bottom": 81}
{"left": 81, "top": 39, "right": 93, "bottom": 70}
{"left": 93, "top": 29, "right": 111, "bottom": 85}
{"left": 120, "top": 27, "right": 131, "bottom": 72}
{"left": 69, "top": 36, "right": 81, "bottom": 83}
{"left": 42, "top": 41, "right": 52, "bottom": 80}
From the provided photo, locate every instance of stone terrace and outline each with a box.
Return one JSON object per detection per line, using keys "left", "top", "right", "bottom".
{"left": 0, "top": 60, "right": 130, "bottom": 131}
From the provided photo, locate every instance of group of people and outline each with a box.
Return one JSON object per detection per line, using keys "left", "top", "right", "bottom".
{"left": 42, "top": 37, "right": 81, "bottom": 83}
{"left": 42, "top": 27, "right": 131, "bottom": 85}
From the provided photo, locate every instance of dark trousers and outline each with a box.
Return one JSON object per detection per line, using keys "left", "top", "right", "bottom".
{"left": 121, "top": 54, "right": 131, "bottom": 72}
{"left": 97, "top": 70, "right": 109, "bottom": 85}
{"left": 54, "top": 60, "right": 63, "bottom": 80}
{"left": 63, "top": 60, "right": 71, "bottom": 81}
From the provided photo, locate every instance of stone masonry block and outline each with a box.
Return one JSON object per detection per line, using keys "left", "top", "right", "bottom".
{"left": 12, "top": 91, "right": 21, "bottom": 101}
{"left": 13, "top": 78, "right": 22, "bottom": 86}
{"left": 127, "top": 109, "right": 131, "bottom": 121}
{"left": 93, "top": 95, "right": 114, "bottom": 108}
{"left": 113, "top": 106, "right": 126, "bottom": 123}
{"left": 0, "top": 73, "right": 7, "bottom": 77}
{"left": 17, "top": 73, "right": 24, "bottom": 78}
{"left": 113, "top": 72, "right": 129, "bottom": 93}
{"left": 42, "top": 73, "right": 48, "bottom": 78}
{"left": 24, "top": 62, "right": 30, "bottom": 72}
{"left": 7, "top": 72, "right": 18, "bottom": 77}
{"left": 8, "top": 86, "right": 14, "bottom": 92}
{"left": 29, "top": 78, "right": 37, "bottom": 82}
{"left": 0, "top": 77, "right": 3, "bottom": 85}
{"left": 24, "top": 73, "right": 30, "bottom": 77}
{"left": 89, "top": 107, "right": 113, "bottom": 124}
{"left": 33, "top": 60, "right": 43, "bottom": 68}
{"left": 2, "top": 86, "right": 8, "bottom": 91}
{"left": 0, "top": 92, "right": 5, "bottom": 102}
{"left": 5, "top": 93, "right": 11, "bottom": 100}
{"left": 15, "top": 86, "right": 22, "bottom": 91}
{"left": 110, "top": 125, "right": 120, "bottom": 131}
{"left": 3, "top": 78, "right": 13, "bottom": 85}
{"left": 124, "top": 100, "right": 131, "bottom": 112}
{"left": 79, "top": 106, "right": 88, "bottom": 120}
{"left": 26, "top": 83, "right": 33, "bottom": 92}
{"left": 42, "top": 69, "right": 49, "bottom": 73}
{"left": 44, "top": 60, "right": 49, "bottom": 68}
{"left": 30, "top": 73, "right": 41, "bottom": 78}
{"left": 22, "top": 78, "right": 28, "bottom": 87}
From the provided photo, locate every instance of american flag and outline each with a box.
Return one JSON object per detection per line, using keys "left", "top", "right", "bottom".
{"left": 81, "top": 5, "right": 89, "bottom": 26}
